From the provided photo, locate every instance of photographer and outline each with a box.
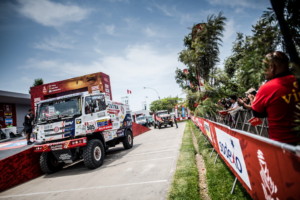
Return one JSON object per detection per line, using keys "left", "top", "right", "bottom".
{"left": 238, "top": 88, "right": 257, "bottom": 110}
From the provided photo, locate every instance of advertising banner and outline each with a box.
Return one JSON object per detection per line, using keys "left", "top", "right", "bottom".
{"left": 30, "top": 72, "right": 112, "bottom": 111}
{"left": 191, "top": 116, "right": 300, "bottom": 200}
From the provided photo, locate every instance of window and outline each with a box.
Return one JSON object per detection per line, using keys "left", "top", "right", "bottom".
{"left": 85, "top": 94, "right": 106, "bottom": 114}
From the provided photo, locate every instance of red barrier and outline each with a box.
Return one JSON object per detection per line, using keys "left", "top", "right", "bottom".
{"left": 191, "top": 116, "right": 300, "bottom": 200}
{"left": 132, "top": 122, "right": 150, "bottom": 137}
{"left": 0, "top": 148, "right": 42, "bottom": 192}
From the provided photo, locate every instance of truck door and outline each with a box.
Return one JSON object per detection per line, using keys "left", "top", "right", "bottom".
{"left": 83, "top": 94, "right": 111, "bottom": 133}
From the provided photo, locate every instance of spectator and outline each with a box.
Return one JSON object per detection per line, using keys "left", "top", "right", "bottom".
{"left": 173, "top": 115, "right": 178, "bottom": 128}
{"left": 238, "top": 88, "right": 257, "bottom": 110}
{"left": 225, "top": 95, "right": 243, "bottom": 122}
{"left": 23, "top": 108, "right": 34, "bottom": 145}
{"left": 251, "top": 51, "right": 300, "bottom": 145}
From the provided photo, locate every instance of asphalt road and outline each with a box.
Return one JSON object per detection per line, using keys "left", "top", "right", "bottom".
{"left": 0, "top": 122, "right": 186, "bottom": 200}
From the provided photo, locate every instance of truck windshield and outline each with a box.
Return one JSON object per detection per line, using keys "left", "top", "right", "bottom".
{"left": 137, "top": 116, "right": 146, "bottom": 121}
{"left": 37, "top": 96, "right": 81, "bottom": 123}
{"left": 157, "top": 112, "right": 168, "bottom": 116}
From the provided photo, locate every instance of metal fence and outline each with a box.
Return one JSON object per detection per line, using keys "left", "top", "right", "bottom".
{"left": 212, "top": 109, "right": 269, "bottom": 138}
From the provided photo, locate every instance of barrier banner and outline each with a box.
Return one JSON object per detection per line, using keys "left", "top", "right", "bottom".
{"left": 191, "top": 117, "right": 300, "bottom": 200}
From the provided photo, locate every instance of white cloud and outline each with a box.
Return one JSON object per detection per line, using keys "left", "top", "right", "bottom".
{"left": 104, "top": 24, "right": 116, "bottom": 35}
{"left": 207, "top": 0, "right": 268, "bottom": 9}
{"left": 223, "top": 19, "right": 235, "bottom": 41}
{"left": 144, "top": 27, "right": 157, "bottom": 37}
{"left": 22, "top": 44, "right": 182, "bottom": 110}
{"left": 154, "top": 4, "right": 174, "bottom": 17}
{"left": 16, "top": 0, "right": 90, "bottom": 27}
{"left": 34, "top": 35, "right": 74, "bottom": 52}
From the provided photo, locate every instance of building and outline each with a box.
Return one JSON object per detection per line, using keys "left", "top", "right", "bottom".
{"left": 0, "top": 90, "right": 31, "bottom": 133}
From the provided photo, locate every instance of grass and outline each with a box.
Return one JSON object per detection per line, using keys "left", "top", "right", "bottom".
{"left": 190, "top": 121, "right": 252, "bottom": 200}
{"left": 168, "top": 122, "right": 200, "bottom": 200}
{"left": 168, "top": 120, "right": 252, "bottom": 200}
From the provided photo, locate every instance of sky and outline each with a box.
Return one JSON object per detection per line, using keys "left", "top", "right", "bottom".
{"left": 0, "top": 0, "right": 271, "bottom": 111}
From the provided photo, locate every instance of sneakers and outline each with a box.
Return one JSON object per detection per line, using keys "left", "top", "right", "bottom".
{"left": 27, "top": 141, "right": 34, "bottom": 145}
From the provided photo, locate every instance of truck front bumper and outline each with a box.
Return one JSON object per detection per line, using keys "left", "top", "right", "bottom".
{"left": 34, "top": 137, "right": 87, "bottom": 152}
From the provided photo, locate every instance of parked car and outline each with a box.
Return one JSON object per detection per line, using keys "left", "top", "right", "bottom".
{"left": 146, "top": 116, "right": 154, "bottom": 127}
{"left": 136, "top": 115, "right": 149, "bottom": 127}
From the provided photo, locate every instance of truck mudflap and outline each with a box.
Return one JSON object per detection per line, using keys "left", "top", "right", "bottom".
{"left": 34, "top": 137, "right": 87, "bottom": 152}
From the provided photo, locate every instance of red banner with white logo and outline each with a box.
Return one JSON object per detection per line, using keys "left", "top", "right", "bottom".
{"left": 191, "top": 116, "right": 300, "bottom": 200}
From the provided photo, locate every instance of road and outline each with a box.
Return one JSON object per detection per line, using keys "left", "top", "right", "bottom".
{"left": 0, "top": 122, "right": 186, "bottom": 200}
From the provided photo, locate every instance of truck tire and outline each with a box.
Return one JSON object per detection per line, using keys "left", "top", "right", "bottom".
{"left": 122, "top": 129, "right": 133, "bottom": 149}
{"left": 171, "top": 122, "right": 173, "bottom": 127}
{"left": 40, "top": 152, "right": 64, "bottom": 174}
{"left": 83, "top": 139, "right": 105, "bottom": 169}
{"left": 158, "top": 123, "right": 161, "bottom": 129}
{"left": 154, "top": 123, "right": 157, "bottom": 129}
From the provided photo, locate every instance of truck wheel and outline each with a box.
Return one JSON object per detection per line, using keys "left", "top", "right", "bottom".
{"left": 154, "top": 123, "right": 157, "bottom": 129}
{"left": 158, "top": 124, "right": 161, "bottom": 129}
{"left": 122, "top": 130, "right": 133, "bottom": 149}
{"left": 83, "top": 139, "right": 105, "bottom": 169}
{"left": 40, "top": 152, "right": 64, "bottom": 174}
{"left": 171, "top": 122, "right": 173, "bottom": 127}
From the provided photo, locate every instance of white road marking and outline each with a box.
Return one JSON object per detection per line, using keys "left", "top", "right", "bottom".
{"left": 105, "top": 156, "right": 175, "bottom": 167}
{"left": 0, "top": 180, "right": 168, "bottom": 199}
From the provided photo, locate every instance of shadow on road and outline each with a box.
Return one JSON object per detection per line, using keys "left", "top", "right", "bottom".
{"left": 42, "top": 143, "right": 142, "bottom": 178}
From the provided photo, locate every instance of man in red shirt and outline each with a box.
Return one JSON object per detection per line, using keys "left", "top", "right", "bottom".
{"left": 251, "top": 51, "right": 300, "bottom": 145}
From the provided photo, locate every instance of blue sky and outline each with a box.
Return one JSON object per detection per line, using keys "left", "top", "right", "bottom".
{"left": 0, "top": 0, "right": 270, "bottom": 111}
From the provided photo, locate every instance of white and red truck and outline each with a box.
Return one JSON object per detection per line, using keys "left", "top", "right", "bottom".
{"left": 31, "top": 72, "right": 133, "bottom": 173}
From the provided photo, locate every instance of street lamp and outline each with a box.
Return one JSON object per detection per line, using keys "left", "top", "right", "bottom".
{"left": 143, "top": 87, "right": 160, "bottom": 100}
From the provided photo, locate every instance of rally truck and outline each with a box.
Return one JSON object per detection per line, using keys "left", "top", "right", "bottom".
{"left": 31, "top": 72, "right": 133, "bottom": 174}
{"left": 153, "top": 110, "right": 173, "bottom": 129}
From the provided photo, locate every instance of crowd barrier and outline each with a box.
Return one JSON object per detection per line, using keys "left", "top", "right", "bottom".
{"left": 215, "top": 109, "right": 269, "bottom": 138}
{"left": 191, "top": 116, "right": 300, "bottom": 200}
{"left": 0, "top": 123, "right": 150, "bottom": 192}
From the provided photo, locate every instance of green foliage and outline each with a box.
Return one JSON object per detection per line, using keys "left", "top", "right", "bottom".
{"left": 194, "top": 98, "right": 222, "bottom": 119}
{"left": 176, "top": 12, "right": 226, "bottom": 91}
{"left": 149, "top": 97, "right": 182, "bottom": 113}
{"left": 29, "top": 78, "right": 44, "bottom": 93}
{"left": 176, "top": 4, "right": 300, "bottom": 118}
{"left": 33, "top": 78, "right": 44, "bottom": 87}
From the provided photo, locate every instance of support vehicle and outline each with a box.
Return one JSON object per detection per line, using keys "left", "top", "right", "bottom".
{"left": 31, "top": 72, "right": 133, "bottom": 174}
{"left": 153, "top": 110, "right": 173, "bottom": 129}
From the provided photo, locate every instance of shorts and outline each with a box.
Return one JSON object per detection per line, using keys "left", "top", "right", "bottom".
{"left": 24, "top": 126, "right": 33, "bottom": 134}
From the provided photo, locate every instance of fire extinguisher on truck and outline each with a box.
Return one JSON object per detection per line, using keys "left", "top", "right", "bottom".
{"left": 31, "top": 72, "right": 133, "bottom": 174}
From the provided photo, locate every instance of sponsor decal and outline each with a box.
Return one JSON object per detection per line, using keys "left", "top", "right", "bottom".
{"left": 51, "top": 144, "right": 63, "bottom": 151}
{"left": 97, "top": 119, "right": 109, "bottom": 127}
{"left": 43, "top": 86, "right": 47, "bottom": 94}
{"left": 257, "top": 150, "right": 279, "bottom": 200}
{"left": 76, "top": 119, "right": 82, "bottom": 124}
{"left": 85, "top": 121, "right": 96, "bottom": 133}
{"left": 54, "top": 127, "right": 60, "bottom": 132}
{"left": 215, "top": 127, "right": 251, "bottom": 189}
{"left": 97, "top": 112, "right": 106, "bottom": 118}
{"left": 103, "top": 130, "right": 117, "bottom": 141}
{"left": 59, "top": 153, "right": 72, "bottom": 160}
{"left": 116, "top": 129, "right": 124, "bottom": 136}
{"left": 204, "top": 121, "right": 212, "bottom": 141}
{"left": 113, "top": 122, "right": 119, "bottom": 129}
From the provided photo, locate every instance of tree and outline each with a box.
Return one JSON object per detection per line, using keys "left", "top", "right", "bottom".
{"left": 149, "top": 97, "right": 182, "bottom": 113}
{"left": 33, "top": 78, "right": 44, "bottom": 87}
{"left": 176, "top": 12, "right": 226, "bottom": 91}
{"left": 29, "top": 78, "right": 44, "bottom": 93}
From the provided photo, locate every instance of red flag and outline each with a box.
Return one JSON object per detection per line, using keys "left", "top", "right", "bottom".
{"left": 127, "top": 89, "right": 132, "bottom": 94}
